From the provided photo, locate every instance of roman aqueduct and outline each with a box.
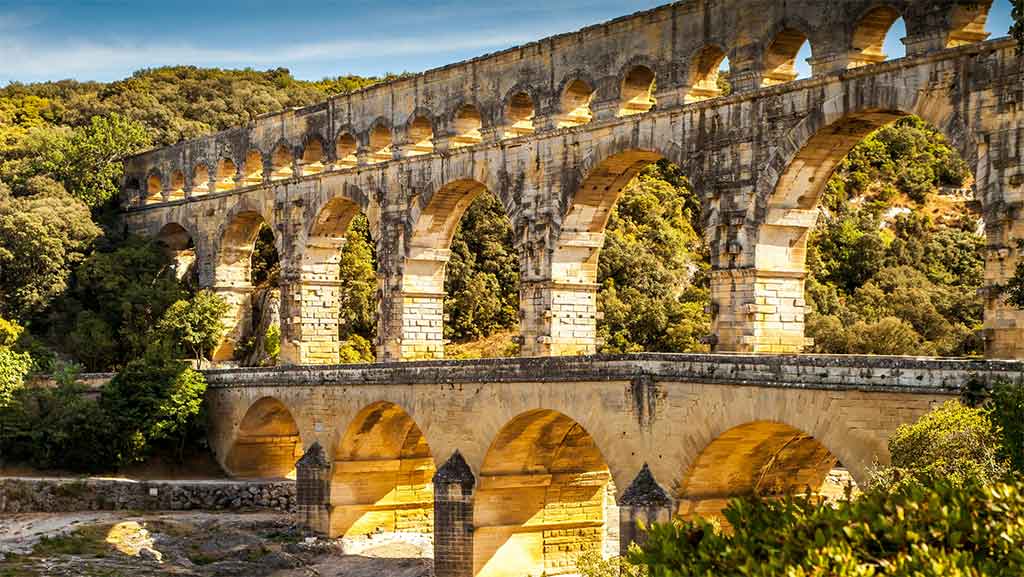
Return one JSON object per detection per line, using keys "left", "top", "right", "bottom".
{"left": 117, "top": 0, "right": 1024, "bottom": 574}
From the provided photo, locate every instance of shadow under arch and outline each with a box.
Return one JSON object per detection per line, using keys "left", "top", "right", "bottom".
{"left": 473, "top": 409, "right": 617, "bottom": 577}
{"left": 224, "top": 396, "right": 302, "bottom": 479}
{"left": 156, "top": 222, "right": 196, "bottom": 281}
{"left": 331, "top": 401, "right": 435, "bottom": 538}
{"left": 678, "top": 420, "right": 858, "bottom": 526}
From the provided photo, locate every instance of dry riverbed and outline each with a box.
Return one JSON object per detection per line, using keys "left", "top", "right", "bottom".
{"left": 0, "top": 511, "right": 432, "bottom": 577}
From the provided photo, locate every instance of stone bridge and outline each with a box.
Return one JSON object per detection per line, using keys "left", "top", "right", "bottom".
{"left": 203, "top": 354, "right": 1024, "bottom": 576}
{"left": 120, "top": 0, "right": 1024, "bottom": 365}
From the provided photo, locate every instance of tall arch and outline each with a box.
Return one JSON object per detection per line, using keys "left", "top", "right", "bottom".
{"left": 473, "top": 410, "right": 616, "bottom": 577}
{"left": 330, "top": 402, "right": 435, "bottom": 538}
{"left": 224, "top": 397, "right": 302, "bottom": 479}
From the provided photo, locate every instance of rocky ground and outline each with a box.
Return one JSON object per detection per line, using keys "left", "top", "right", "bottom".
{"left": 0, "top": 511, "right": 433, "bottom": 577}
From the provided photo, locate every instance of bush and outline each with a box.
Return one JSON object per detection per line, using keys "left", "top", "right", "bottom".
{"left": 578, "top": 549, "right": 647, "bottom": 577}
{"left": 155, "top": 289, "right": 229, "bottom": 364}
{"left": 631, "top": 477, "right": 1024, "bottom": 577}
{"left": 988, "top": 379, "right": 1024, "bottom": 474}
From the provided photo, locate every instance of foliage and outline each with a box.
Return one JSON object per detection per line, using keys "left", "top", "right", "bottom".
{"left": 578, "top": 549, "right": 648, "bottom": 577}
{"left": 987, "top": 379, "right": 1024, "bottom": 475}
{"left": 0, "top": 178, "right": 101, "bottom": 321}
{"left": 250, "top": 223, "right": 280, "bottom": 288}
{"left": 870, "top": 400, "right": 1009, "bottom": 491}
{"left": 339, "top": 334, "right": 375, "bottom": 364}
{"left": 0, "top": 347, "right": 32, "bottom": 409}
{"left": 1013, "top": 0, "right": 1023, "bottom": 51}
{"left": 155, "top": 290, "right": 229, "bottom": 364}
{"left": 633, "top": 476, "right": 1024, "bottom": 577}
{"left": 337, "top": 214, "right": 377, "bottom": 350}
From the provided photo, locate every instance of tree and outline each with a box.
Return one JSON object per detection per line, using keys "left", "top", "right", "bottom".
{"left": 987, "top": 379, "right": 1024, "bottom": 475}
{"left": 1013, "top": 0, "right": 1023, "bottom": 51}
{"left": 0, "top": 317, "right": 31, "bottom": 408}
{"left": 155, "top": 290, "right": 229, "bottom": 365}
{"left": 337, "top": 214, "right": 377, "bottom": 358}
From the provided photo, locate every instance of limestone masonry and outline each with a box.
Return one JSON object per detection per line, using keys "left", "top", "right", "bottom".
{"left": 117, "top": 1, "right": 1024, "bottom": 575}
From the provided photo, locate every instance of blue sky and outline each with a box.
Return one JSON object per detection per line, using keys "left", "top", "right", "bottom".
{"left": 0, "top": 0, "right": 1015, "bottom": 85}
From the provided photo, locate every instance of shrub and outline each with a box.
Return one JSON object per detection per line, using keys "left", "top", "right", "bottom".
{"left": 631, "top": 477, "right": 1024, "bottom": 576}
{"left": 988, "top": 379, "right": 1024, "bottom": 474}
{"left": 155, "top": 289, "right": 229, "bottom": 364}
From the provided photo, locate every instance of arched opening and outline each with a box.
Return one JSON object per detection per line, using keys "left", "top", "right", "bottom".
{"left": 368, "top": 123, "right": 393, "bottom": 164}
{"left": 558, "top": 79, "right": 595, "bottom": 128}
{"left": 242, "top": 149, "right": 264, "bottom": 186}
{"left": 224, "top": 397, "right": 302, "bottom": 479}
{"left": 503, "top": 91, "right": 535, "bottom": 138}
{"left": 335, "top": 132, "right": 358, "bottom": 169}
{"left": 947, "top": 0, "right": 994, "bottom": 47}
{"left": 397, "top": 180, "right": 519, "bottom": 360}
{"left": 168, "top": 170, "right": 186, "bottom": 201}
{"left": 679, "top": 421, "right": 857, "bottom": 526}
{"left": 406, "top": 115, "right": 434, "bottom": 156}
{"left": 619, "top": 65, "right": 656, "bottom": 116}
{"left": 849, "top": 6, "right": 903, "bottom": 68}
{"left": 762, "top": 29, "right": 810, "bottom": 86}
{"left": 191, "top": 163, "right": 210, "bottom": 196}
{"left": 331, "top": 402, "right": 435, "bottom": 538}
{"left": 474, "top": 410, "right": 615, "bottom": 577}
{"left": 156, "top": 222, "right": 196, "bottom": 282}
{"left": 215, "top": 158, "right": 237, "bottom": 192}
{"left": 451, "top": 104, "right": 484, "bottom": 148}
{"left": 300, "top": 137, "right": 326, "bottom": 175}
{"left": 540, "top": 151, "right": 710, "bottom": 357}
{"left": 685, "top": 45, "right": 729, "bottom": 102}
{"left": 270, "top": 143, "right": 294, "bottom": 180}
{"left": 145, "top": 174, "right": 163, "bottom": 204}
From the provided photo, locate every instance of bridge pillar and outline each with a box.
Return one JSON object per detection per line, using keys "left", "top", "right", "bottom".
{"left": 379, "top": 247, "right": 448, "bottom": 361}
{"left": 279, "top": 237, "right": 346, "bottom": 365}
{"left": 433, "top": 452, "right": 476, "bottom": 577}
{"left": 296, "top": 442, "right": 331, "bottom": 535}
{"left": 711, "top": 269, "right": 808, "bottom": 354}
{"left": 520, "top": 280, "right": 599, "bottom": 357}
{"left": 618, "top": 464, "right": 674, "bottom": 552}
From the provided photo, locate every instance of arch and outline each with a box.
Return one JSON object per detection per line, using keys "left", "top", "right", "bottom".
{"left": 849, "top": 5, "right": 903, "bottom": 68}
{"left": 946, "top": 0, "right": 994, "bottom": 47}
{"left": 145, "top": 172, "right": 163, "bottom": 204}
{"left": 224, "top": 397, "right": 302, "bottom": 479}
{"left": 242, "top": 149, "right": 264, "bottom": 186}
{"left": 168, "top": 170, "right": 186, "bottom": 201}
{"left": 762, "top": 28, "right": 811, "bottom": 86}
{"left": 678, "top": 421, "right": 855, "bottom": 525}
{"left": 331, "top": 401, "right": 435, "bottom": 537}
{"left": 300, "top": 135, "right": 326, "bottom": 175}
{"left": 191, "top": 163, "right": 211, "bottom": 195}
{"left": 156, "top": 222, "right": 196, "bottom": 280}
{"left": 270, "top": 142, "right": 294, "bottom": 180}
{"left": 451, "top": 103, "right": 483, "bottom": 148}
{"left": 502, "top": 90, "right": 536, "bottom": 138}
{"left": 367, "top": 120, "right": 394, "bottom": 164}
{"left": 685, "top": 44, "right": 728, "bottom": 103}
{"left": 619, "top": 64, "right": 656, "bottom": 116}
{"left": 558, "top": 77, "right": 595, "bottom": 128}
{"left": 474, "top": 409, "right": 615, "bottom": 577}
{"left": 405, "top": 113, "right": 435, "bottom": 156}
{"left": 335, "top": 131, "right": 358, "bottom": 169}
{"left": 215, "top": 158, "right": 237, "bottom": 192}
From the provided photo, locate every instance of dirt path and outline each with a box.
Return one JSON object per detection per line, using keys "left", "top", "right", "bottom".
{"left": 0, "top": 511, "right": 432, "bottom": 577}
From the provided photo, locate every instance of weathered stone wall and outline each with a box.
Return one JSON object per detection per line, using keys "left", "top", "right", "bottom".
{"left": 0, "top": 478, "right": 295, "bottom": 513}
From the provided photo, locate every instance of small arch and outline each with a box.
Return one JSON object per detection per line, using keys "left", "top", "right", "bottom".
{"left": 242, "top": 149, "right": 264, "bottom": 186}
{"left": 224, "top": 397, "right": 302, "bottom": 479}
{"left": 762, "top": 28, "right": 811, "bottom": 86}
{"left": 475, "top": 409, "right": 615, "bottom": 576}
{"left": 678, "top": 421, "right": 857, "bottom": 526}
{"left": 191, "top": 163, "right": 211, "bottom": 195}
{"left": 367, "top": 122, "right": 393, "bottom": 164}
{"left": 503, "top": 91, "right": 535, "bottom": 138}
{"left": 156, "top": 222, "right": 196, "bottom": 280}
{"left": 270, "top": 142, "right": 294, "bottom": 180}
{"left": 215, "top": 158, "right": 237, "bottom": 192}
{"left": 300, "top": 136, "right": 326, "bottom": 175}
{"left": 619, "top": 65, "right": 657, "bottom": 116}
{"left": 406, "top": 114, "right": 435, "bottom": 156}
{"left": 947, "top": 0, "right": 994, "bottom": 47}
{"left": 331, "top": 402, "right": 435, "bottom": 537}
{"left": 685, "top": 45, "right": 728, "bottom": 103}
{"left": 451, "top": 104, "right": 483, "bottom": 148}
{"left": 849, "top": 5, "right": 903, "bottom": 68}
{"left": 168, "top": 170, "right": 186, "bottom": 201}
{"left": 559, "top": 78, "right": 595, "bottom": 128}
{"left": 336, "top": 131, "right": 358, "bottom": 169}
{"left": 145, "top": 173, "right": 163, "bottom": 204}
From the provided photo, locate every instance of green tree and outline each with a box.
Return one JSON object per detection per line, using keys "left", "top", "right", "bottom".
{"left": 1013, "top": 0, "right": 1023, "bottom": 51}
{"left": 0, "top": 317, "right": 32, "bottom": 408}
{"left": 155, "top": 290, "right": 229, "bottom": 365}
{"left": 337, "top": 214, "right": 377, "bottom": 357}
{"left": 988, "top": 379, "right": 1024, "bottom": 474}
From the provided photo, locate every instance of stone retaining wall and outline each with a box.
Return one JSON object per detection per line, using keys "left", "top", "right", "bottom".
{"left": 0, "top": 477, "right": 295, "bottom": 514}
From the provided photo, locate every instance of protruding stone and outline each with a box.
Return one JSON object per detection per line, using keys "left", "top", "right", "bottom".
{"left": 619, "top": 464, "right": 674, "bottom": 549}
{"left": 620, "top": 463, "right": 672, "bottom": 508}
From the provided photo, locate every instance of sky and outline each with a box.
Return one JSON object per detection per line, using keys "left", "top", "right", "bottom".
{"left": 0, "top": 0, "right": 1016, "bottom": 86}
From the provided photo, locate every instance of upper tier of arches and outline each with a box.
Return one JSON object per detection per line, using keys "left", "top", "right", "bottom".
{"left": 125, "top": 0, "right": 1000, "bottom": 206}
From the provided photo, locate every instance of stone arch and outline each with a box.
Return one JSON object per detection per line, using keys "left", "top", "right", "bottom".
{"left": 168, "top": 170, "right": 186, "bottom": 201}
{"left": 474, "top": 409, "right": 616, "bottom": 577}
{"left": 678, "top": 420, "right": 858, "bottom": 524}
{"left": 191, "top": 162, "right": 211, "bottom": 196}
{"left": 557, "top": 73, "right": 597, "bottom": 128}
{"left": 270, "top": 140, "right": 294, "bottom": 180}
{"left": 404, "top": 109, "right": 435, "bottom": 156}
{"left": 335, "top": 128, "right": 358, "bottom": 169}
{"left": 684, "top": 44, "right": 729, "bottom": 103}
{"left": 366, "top": 118, "right": 394, "bottom": 164}
{"left": 618, "top": 63, "right": 657, "bottom": 116}
{"left": 215, "top": 157, "right": 238, "bottom": 192}
{"left": 330, "top": 401, "right": 436, "bottom": 537}
{"left": 451, "top": 102, "right": 484, "bottom": 148}
{"left": 224, "top": 396, "right": 302, "bottom": 479}
{"left": 761, "top": 26, "right": 812, "bottom": 86}
{"left": 945, "top": 0, "right": 994, "bottom": 47}
{"left": 501, "top": 86, "right": 537, "bottom": 139}
{"left": 145, "top": 170, "right": 163, "bottom": 204}
{"left": 849, "top": 4, "right": 904, "bottom": 68}
{"left": 242, "top": 149, "right": 265, "bottom": 186}
{"left": 300, "top": 134, "right": 327, "bottom": 175}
